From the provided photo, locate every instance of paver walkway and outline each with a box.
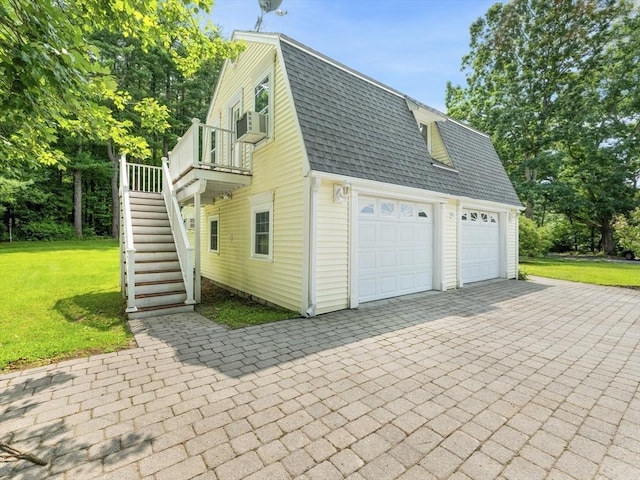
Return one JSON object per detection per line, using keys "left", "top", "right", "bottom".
{"left": 1, "top": 277, "right": 639, "bottom": 480}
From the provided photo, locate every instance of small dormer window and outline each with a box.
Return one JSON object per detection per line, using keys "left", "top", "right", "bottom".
{"left": 419, "top": 123, "right": 431, "bottom": 154}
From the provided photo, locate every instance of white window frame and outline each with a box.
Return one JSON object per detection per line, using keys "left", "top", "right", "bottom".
{"left": 208, "top": 215, "right": 219, "bottom": 254}
{"left": 250, "top": 191, "right": 274, "bottom": 261}
{"left": 227, "top": 91, "right": 243, "bottom": 167}
{"left": 253, "top": 66, "right": 274, "bottom": 142}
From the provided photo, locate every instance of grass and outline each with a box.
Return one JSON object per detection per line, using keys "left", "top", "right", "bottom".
{"left": 197, "top": 278, "right": 298, "bottom": 329}
{"left": 520, "top": 257, "right": 640, "bottom": 287}
{"left": 0, "top": 240, "right": 133, "bottom": 372}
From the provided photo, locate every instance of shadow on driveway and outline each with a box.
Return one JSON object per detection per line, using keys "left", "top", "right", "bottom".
{"left": 136, "top": 279, "right": 548, "bottom": 379}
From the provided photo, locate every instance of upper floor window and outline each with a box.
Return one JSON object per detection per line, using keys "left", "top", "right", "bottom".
{"left": 255, "top": 75, "right": 270, "bottom": 115}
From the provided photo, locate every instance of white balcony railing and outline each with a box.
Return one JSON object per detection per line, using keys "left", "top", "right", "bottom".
{"left": 169, "top": 118, "right": 252, "bottom": 183}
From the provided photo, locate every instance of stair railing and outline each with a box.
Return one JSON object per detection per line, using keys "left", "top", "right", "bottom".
{"left": 119, "top": 154, "right": 138, "bottom": 313}
{"left": 162, "top": 156, "right": 195, "bottom": 306}
{"left": 128, "top": 163, "right": 163, "bottom": 193}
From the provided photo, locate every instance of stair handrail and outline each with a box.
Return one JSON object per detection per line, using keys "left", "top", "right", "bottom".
{"left": 119, "top": 154, "right": 138, "bottom": 313}
{"left": 162, "top": 156, "right": 195, "bottom": 305}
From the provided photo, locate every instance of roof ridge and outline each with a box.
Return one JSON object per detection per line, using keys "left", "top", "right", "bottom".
{"left": 277, "top": 33, "right": 406, "bottom": 99}
{"left": 235, "top": 31, "right": 492, "bottom": 140}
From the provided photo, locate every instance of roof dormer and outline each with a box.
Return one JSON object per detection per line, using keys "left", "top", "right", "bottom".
{"left": 406, "top": 98, "right": 455, "bottom": 170}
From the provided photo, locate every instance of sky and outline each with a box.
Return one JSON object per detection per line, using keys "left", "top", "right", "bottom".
{"left": 208, "top": 0, "right": 498, "bottom": 112}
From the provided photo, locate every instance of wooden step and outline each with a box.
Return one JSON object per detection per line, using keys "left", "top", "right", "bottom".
{"left": 130, "top": 210, "right": 169, "bottom": 220}
{"left": 135, "top": 259, "right": 181, "bottom": 272}
{"left": 135, "top": 242, "right": 177, "bottom": 252}
{"left": 134, "top": 270, "right": 183, "bottom": 283}
{"left": 133, "top": 280, "right": 185, "bottom": 296}
{"left": 131, "top": 218, "right": 171, "bottom": 228}
{"left": 132, "top": 225, "right": 172, "bottom": 236}
{"left": 133, "top": 233, "right": 174, "bottom": 244}
{"left": 129, "top": 192, "right": 163, "bottom": 200}
{"left": 128, "top": 303, "right": 194, "bottom": 319}
{"left": 135, "top": 251, "right": 179, "bottom": 263}
{"left": 130, "top": 203, "right": 167, "bottom": 213}
{"left": 134, "top": 291, "right": 188, "bottom": 308}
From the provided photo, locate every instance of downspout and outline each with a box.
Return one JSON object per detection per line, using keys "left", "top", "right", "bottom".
{"left": 305, "top": 177, "right": 321, "bottom": 317}
{"left": 194, "top": 187, "right": 202, "bottom": 303}
{"left": 515, "top": 211, "right": 520, "bottom": 280}
{"left": 456, "top": 200, "right": 463, "bottom": 288}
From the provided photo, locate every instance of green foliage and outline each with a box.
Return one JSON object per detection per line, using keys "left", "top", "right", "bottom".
{"left": 1, "top": 2, "right": 238, "bottom": 238}
{"left": 0, "top": 240, "right": 131, "bottom": 372}
{"left": 519, "top": 216, "right": 552, "bottom": 257}
{"left": 447, "top": 0, "right": 640, "bottom": 254}
{"left": 519, "top": 257, "right": 640, "bottom": 287}
{"left": 20, "top": 220, "right": 77, "bottom": 241}
{"left": 614, "top": 207, "right": 640, "bottom": 254}
{"left": 197, "top": 279, "right": 298, "bottom": 329}
{"left": 546, "top": 216, "right": 592, "bottom": 253}
{"left": 0, "top": 0, "right": 243, "bottom": 168}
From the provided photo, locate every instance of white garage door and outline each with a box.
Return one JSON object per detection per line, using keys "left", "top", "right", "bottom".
{"left": 358, "top": 197, "right": 433, "bottom": 303}
{"left": 461, "top": 209, "right": 500, "bottom": 283}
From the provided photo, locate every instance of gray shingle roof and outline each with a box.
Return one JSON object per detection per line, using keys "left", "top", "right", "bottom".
{"left": 278, "top": 35, "right": 522, "bottom": 207}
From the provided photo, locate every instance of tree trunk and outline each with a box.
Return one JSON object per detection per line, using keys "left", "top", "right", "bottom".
{"left": 108, "top": 140, "right": 119, "bottom": 239}
{"left": 600, "top": 219, "right": 615, "bottom": 255}
{"left": 73, "top": 169, "right": 82, "bottom": 238}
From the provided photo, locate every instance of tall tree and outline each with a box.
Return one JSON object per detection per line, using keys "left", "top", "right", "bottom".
{"left": 447, "top": 0, "right": 639, "bottom": 254}
{"left": 1, "top": 0, "right": 241, "bottom": 239}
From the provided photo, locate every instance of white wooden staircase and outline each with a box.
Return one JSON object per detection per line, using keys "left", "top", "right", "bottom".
{"left": 127, "top": 192, "right": 194, "bottom": 319}
{"left": 120, "top": 158, "right": 196, "bottom": 319}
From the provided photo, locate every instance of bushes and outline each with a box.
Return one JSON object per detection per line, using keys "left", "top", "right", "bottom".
{"left": 18, "top": 220, "right": 76, "bottom": 241}
{"left": 614, "top": 207, "right": 640, "bottom": 255}
{"left": 519, "top": 216, "right": 552, "bottom": 257}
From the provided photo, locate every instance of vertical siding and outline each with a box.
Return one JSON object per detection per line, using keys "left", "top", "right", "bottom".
{"left": 315, "top": 180, "right": 349, "bottom": 314}
{"left": 198, "top": 41, "right": 306, "bottom": 313}
{"left": 444, "top": 200, "right": 458, "bottom": 289}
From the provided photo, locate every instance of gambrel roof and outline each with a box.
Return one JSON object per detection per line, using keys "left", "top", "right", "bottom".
{"left": 244, "top": 32, "right": 522, "bottom": 207}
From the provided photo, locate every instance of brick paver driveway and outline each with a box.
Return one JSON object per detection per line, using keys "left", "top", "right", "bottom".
{"left": 1, "top": 278, "right": 639, "bottom": 480}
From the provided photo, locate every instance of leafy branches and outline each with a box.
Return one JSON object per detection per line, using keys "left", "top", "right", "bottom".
{"left": 447, "top": 0, "right": 640, "bottom": 254}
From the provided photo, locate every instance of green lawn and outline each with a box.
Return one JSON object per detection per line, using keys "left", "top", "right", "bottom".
{"left": 520, "top": 257, "right": 640, "bottom": 287}
{"left": 197, "top": 278, "right": 298, "bottom": 329}
{"left": 0, "top": 240, "right": 132, "bottom": 372}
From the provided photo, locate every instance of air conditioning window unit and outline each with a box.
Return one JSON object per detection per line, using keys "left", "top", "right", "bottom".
{"left": 236, "top": 111, "right": 268, "bottom": 144}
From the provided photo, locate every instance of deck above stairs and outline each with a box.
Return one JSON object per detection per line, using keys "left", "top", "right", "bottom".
{"left": 125, "top": 191, "right": 194, "bottom": 319}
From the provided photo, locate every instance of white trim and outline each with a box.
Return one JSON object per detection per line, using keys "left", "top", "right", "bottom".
{"left": 349, "top": 190, "right": 359, "bottom": 309}
{"left": 437, "top": 202, "right": 447, "bottom": 291}
{"left": 252, "top": 62, "right": 275, "bottom": 142}
{"left": 226, "top": 91, "right": 243, "bottom": 168}
{"left": 208, "top": 214, "right": 220, "bottom": 254}
{"left": 310, "top": 171, "right": 451, "bottom": 204}
{"left": 432, "top": 162, "right": 459, "bottom": 173}
{"left": 499, "top": 211, "right": 508, "bottom": 278}
{"left": 306, "top": 178, "right": 320, "bottom": 317}
{"left": 302, "top": 177, "right": 311, "bottom": 315}
{"left": 456, "top": 200, "right": 463, "bottom": 288}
